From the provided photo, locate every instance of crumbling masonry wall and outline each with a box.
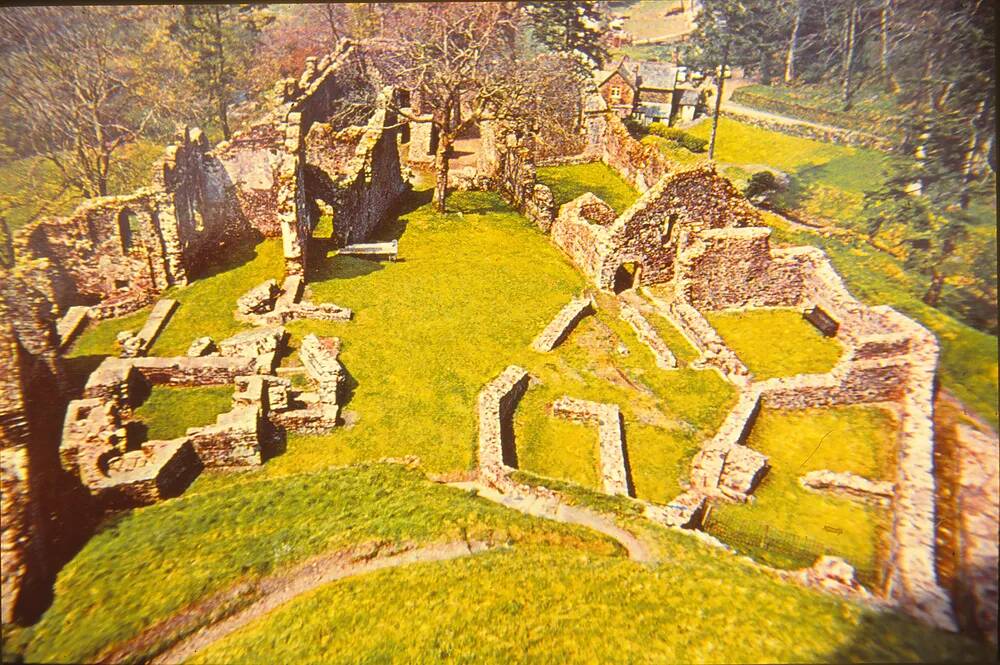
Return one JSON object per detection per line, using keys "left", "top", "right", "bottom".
{"left": 15, "top": 40, "right": 404, "bottom": 316}
{"left": 550, "top": 165, "right": 762, "bottom": 290}
{"left": 477, "top": 120, "right": 556, "bottom": 231}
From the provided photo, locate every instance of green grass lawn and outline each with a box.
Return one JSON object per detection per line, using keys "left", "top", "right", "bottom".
{"left": 1, "top": 140, "right": 164, "bottom": 235}
{"left": 65, "top": 239, "right": 286, "bottom": 393}
{"left": 705, "top": 308, "right": 844, "bottom": 380}
{"left": 709, "top": 405, "right": 898, "bottom": 574}
{"left": 14, "top": 464, "right": 617, "bottom": 664}
{"left": 133, "top": 385, "right": 235, "bottom": 440}
{"left": 537, "top": 162, "right": 639, "bottom": 214}
{"left": 191, "top": 540, "right": 987, "bottom": 664}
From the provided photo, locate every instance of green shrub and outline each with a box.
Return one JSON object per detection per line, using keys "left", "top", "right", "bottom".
{"left": 648, "top": 123, "right": 708, "bottom": 153}
{"left": 744, "top": 170, "right": 782, "bottom": 200}
{"left": 678, "top": 133, "right": 708, "bottom": 153}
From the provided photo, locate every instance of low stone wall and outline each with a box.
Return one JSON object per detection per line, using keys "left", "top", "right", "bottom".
{"left": 617, "top": 299, "right": 677, "bottom": 369}
{"left": 644, "top": 491, "right": 707, "bottom": 528}
{"left": 551, "top": 396, "right": 632, "bottom": 497}
{"left": 689, "top": 389, "right": 768, "bottom": 501}
{"left": 186, "top": 406, "right": 266, "bottom": 467}
{"left": 236, "top": 279, "right": 351, "bottom": 326}
{"left": 89, "top": 439, "right": 202, "bottom": 509}
{"left": 300, "top": 334, "right": 345, "bottom": 409}
{"left": 663, "top": 301, "right": 751, "bottom": 385}
{"left": 531, "top": 296, "right": 594, "bottom": 352}
{"left": 582, "top": 110, "right": 672, "bottom": 192}
{"left": 478, "top": 120, "right": 556, "bottom": 231}
{"left": 549, "top": 194, "right": 618, "bottom": 284}
{"left": 56, "top": 306, "right": 90, "bottom": 351}
{"left": 476, "top": 366, "right": 530, "bottom": 487}
{"left": 117, "top": 298, "right": 178, "bottom": 358}
{"left": 721, "top": 105, "right": 892, "bottom": 151}
{"left": 799, "top": 470, "right": 894, "bottom": 506}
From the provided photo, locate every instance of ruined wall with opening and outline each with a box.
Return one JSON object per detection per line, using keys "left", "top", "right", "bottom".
{"left": 550, "top": 165, "right": 761, "bottom": 290}
{"left": 583, "top": 108, "right": 673, "bottom": 192}
{"left": 14, "top": 40, "right": 404, "bottom": 314}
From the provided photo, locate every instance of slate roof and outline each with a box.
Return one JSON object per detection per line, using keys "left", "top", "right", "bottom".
{"left": 679, "top": 89, "right": 702, "bottom": 106}
{"left": 636, "top": 61, "right": 678, "bottom": 90}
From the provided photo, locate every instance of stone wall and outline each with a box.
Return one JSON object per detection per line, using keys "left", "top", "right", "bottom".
{"left": 551, "top": 396, "right": 632, "bottom": 497}
{"left": 531, "top": 296, "right": 594, "bottom": 352}
{"left": 476, "top": 365, "right": 531, "bottom": 488}
{"left": 478, "top": 120, "right": 556, "bottom": 231}
{"left": 549, "top": 165, "right": 762, "bottom": 292}
{"left": 14, "top": 40, "right": 404, "bottom": 316}
{"left": 0, "top": 447, "right": 47, "bottom": 625}
{"left": 582, "top": 110, "right": 672, "bottom": 192}
{"left": 617, "top": 298, "right": 677, "bottom": 369}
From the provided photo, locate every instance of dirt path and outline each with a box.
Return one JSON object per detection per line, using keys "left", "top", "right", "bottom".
{"left": 105, "top": 541, "right": 490, "bottom": 665}
{"left": 450, "top": 480, "right": 656, "bottom": 564}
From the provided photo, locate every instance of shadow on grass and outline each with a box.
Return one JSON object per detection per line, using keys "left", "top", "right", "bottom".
{"left": 187, "top": 232, "right": 264, "bottom": 282}
{"left": 338, "top": 363, "right": 360, "bottom": 410}
{"left": 307, "top": 254, "right": 384, "bottom": 283}
{"left": 64, "top": 354, "right": 107, "bottom": 398}
{"left": 818, "top": 609, "right": 996, "bottom": 663}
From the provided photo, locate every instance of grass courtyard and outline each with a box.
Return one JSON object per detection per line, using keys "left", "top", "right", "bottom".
{"left": 708, "top": 405, "right": 898, "bottom": 575}
{"left": 28, "top": 178, "right": 987, "bottom": 663}
{"left": 537, "top": 162, "right": 639, "bottom": 214}
{"left": 706, "top": 308, "right": 844, "bottom": 379}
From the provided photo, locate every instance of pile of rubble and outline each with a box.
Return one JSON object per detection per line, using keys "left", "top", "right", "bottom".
{"left": 236, "top": 276, "right": 352, "bottom": 326}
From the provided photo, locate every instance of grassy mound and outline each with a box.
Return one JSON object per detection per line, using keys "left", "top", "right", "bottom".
{"left": 16, "top": 464, "right": 616, "bottom": 664}
{"left": 191, "top": 541, "right": 988, "bottom": 664}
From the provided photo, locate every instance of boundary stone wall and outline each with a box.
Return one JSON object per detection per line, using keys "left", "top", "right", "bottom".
{"left": 476, "top": 365, "right": 530, "bottom": 488}
{"left": 531, "top": 296, "right": 594, "bottom": 352}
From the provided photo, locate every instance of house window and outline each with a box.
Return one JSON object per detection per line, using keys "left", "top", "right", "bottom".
{"left": 610, "top": 86, "right": 622, "bottom": 102}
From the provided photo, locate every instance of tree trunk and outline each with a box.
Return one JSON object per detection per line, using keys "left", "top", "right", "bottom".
{"left": 708, "top": 38, "right": 729, "bottom": 161}
{"left": 880, "top": 0, "right": 900, "bottom": 93}
{"left": 960, "top": 89, "right": 993, "bottom": 208}
{"left": 784, "top": 2, "right": 802, "bottom": 83}
{"left": 433, "top": 131, "right": 451, "bottom": 212}
{"left": 842, "top": 1, "right": 858, "bottom": 110}
{"left": 923, "top": 269, "right": 945, "bottom": 307}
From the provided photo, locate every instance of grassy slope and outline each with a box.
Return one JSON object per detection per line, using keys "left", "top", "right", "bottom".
{"left": 538, "top": 162, "right": 640, "bottom": 214}
{"left": 0, "top": 140, "right": 164, "bottom": 234}
{"left": 192, "top": 540, "right": 988, "bottom": 664}
{"left": 133, "top": 385, "right": 235, "bottom": 440}
{"left": 706, "top": 308, "right": 844, "bottom": 380}
{"left": 710, "top": 405, "right": 898, "bottom": 572}
{"left": 18, "top": 464, "right": 617, "bottom": 664}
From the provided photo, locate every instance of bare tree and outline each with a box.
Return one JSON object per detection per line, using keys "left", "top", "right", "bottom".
{"left": 0, "top": 7, "right": 159, "bottom": 198}
{"left": 368, "top": 2, "right": 526, "bottom": 211}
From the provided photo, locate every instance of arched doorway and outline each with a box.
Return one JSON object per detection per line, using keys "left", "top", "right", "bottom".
{"left": 613, "top": 262, "right": 642, "bottom": 293}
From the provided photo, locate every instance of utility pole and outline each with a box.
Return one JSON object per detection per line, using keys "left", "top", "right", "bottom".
{"left": 708, "top": 14, "right": 730, "bottom": 161}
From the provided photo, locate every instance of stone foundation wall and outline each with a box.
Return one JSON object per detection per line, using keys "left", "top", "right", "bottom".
{"left": 551, "top": 396, "right": 632, "bottom": 497}
{"left": 476, "top": 365, "right": 530, "bottom": 486}
{"left": 531, "top": 296, "right": 594, "bottom": 352}
{"left": 617, "top": 298, "right": 677, "bottom": 369}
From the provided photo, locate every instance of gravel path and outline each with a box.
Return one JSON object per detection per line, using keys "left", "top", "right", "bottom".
{"left": 449, "top": 480, "right": 656, "bottom": 564}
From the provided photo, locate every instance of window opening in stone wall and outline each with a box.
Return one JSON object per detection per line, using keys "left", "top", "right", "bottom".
{"left": 613, "top": 262, "right": 640, "bottom": 293}
{"left": 117, "top": 209, "right": 139, "bottom": 254}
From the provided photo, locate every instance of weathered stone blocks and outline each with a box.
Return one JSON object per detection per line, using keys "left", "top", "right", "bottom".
{"left": 551, "top": 396, "right": 632, "bottom": 497}
{"left": 531, "top": 296, "right": 594, "bottom": 353}
{"left": 477, "top": 365, "right": 530, "bottom": 487}
{"left": 799, "top": 470, "right": 894, "bottom": 506}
